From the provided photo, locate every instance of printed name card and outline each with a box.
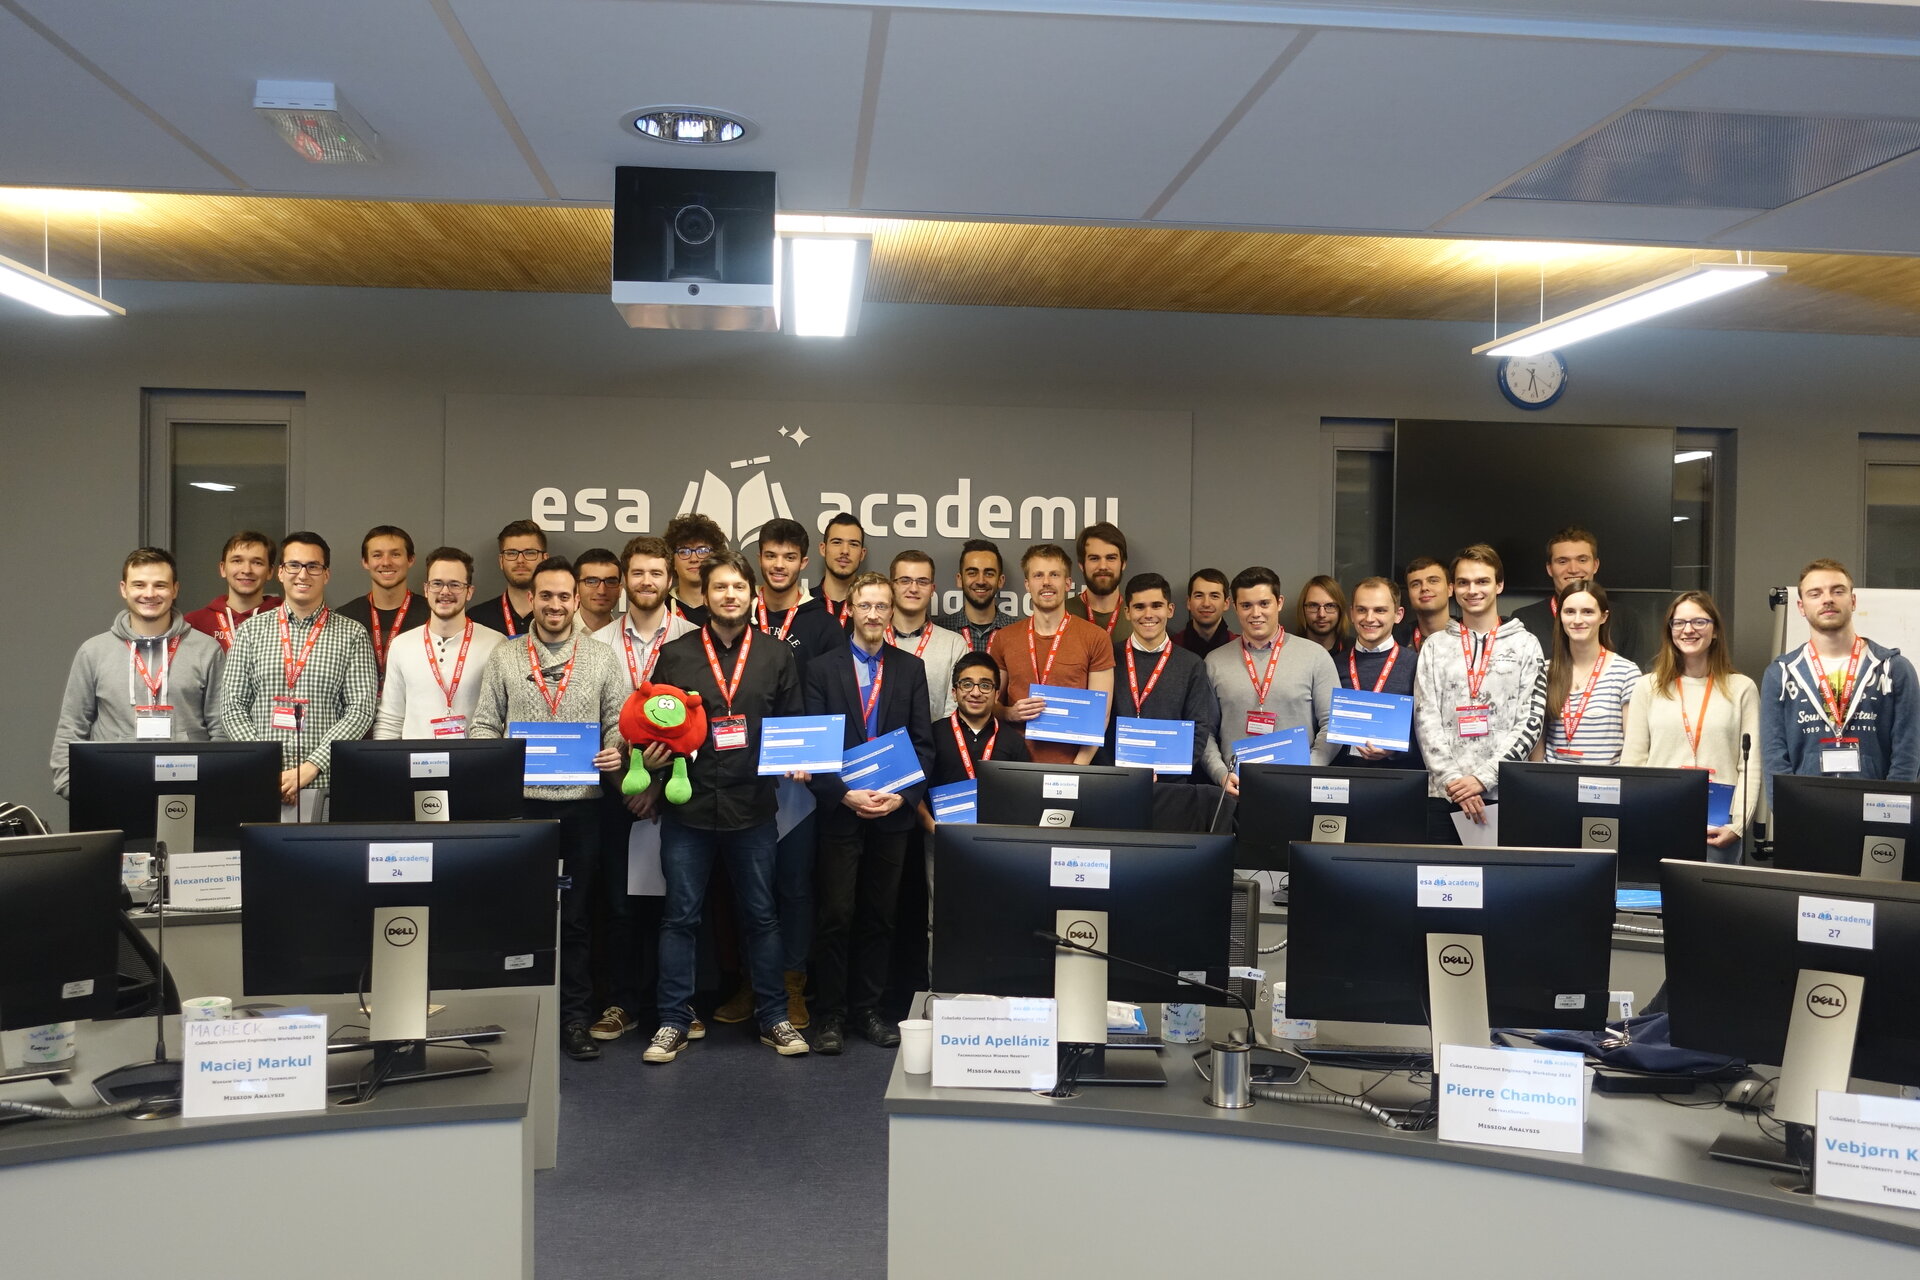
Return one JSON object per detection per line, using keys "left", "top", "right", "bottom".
{"left": 182, "top": 1015, "right": 328, "bottom": 1119}
{"left": 1815, "top": 1091, "right": 1920, "bottom": 1209}
{"left": 931, "top": 997, "right": 1058, "bottom": 1091}
{"left": 167, "top": 850, "right": 242, "bottom": 909}
{"left": 1437, "top": 1045, "right": 1587, "bottom": 1154}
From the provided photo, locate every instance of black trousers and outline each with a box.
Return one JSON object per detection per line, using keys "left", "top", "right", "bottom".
{"left": 811, "top": 822, "right": 910, "bottom": 1022}
{"left": 525, "top": 797, "right": 602, "bottom": 1026}
{"left": 596, "top": 790, "right": 664, "bottom": 1020}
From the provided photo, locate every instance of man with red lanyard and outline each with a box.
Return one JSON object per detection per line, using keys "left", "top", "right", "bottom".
{"left": 1065, "top": 521, "right": 1133, "bottom": 646}
{"left": 752, "top": 518, "right": 846, "bottom": 672}
{"left": 1400, "top": 557, "right": 1452, "bottom": 650}
{"left": 584, "top": 535, "right": 697, "bottom": 1046}
{"left": 372, "top": 547, "right": 505, "bottom": 739}
{"left": 1333, "top": 576, "right": 1422, "bottom": 770}
{"left": 52, "top": 547, "right": 227, "bottom": 799}
{"left": 185, "top": 531, "right": 281, "bottom": 651}
{"left": 337, "top": 525, "right": 429, "bottom": 694}
{"left": 1762, "top": 558, "right": 1920, "bottom": 797}
{"left": 887, "top": 550, "right": 966, "bottom": 719}
{"left": 469, "top": 556, "right": 628, "bottom": 1062}
{"left": 803, "top": 573, "right": 934, "bottom": 1054}
{"left": 809, "top": 511, "right": 869, "bottom": 629}
{"left": 643, "top": 551, "right": 810, "bottom": 1064}
{"left": 1102, "top": 572, "right": 1224, "bottom": 782}
{"left": 1204, "top": 566, "right": 1339, "bottom": 794}
{"left": 991, "top": 543, "right": 1115, "bottom": 766}
{"left": 218, "top": 532, "right": 378, "bottom": 818}
{"left": 469, "top": 520, "right": 545, "bottom": 636}
{"left": 1411, "top": 545, "right": 1546, "bottom": 845}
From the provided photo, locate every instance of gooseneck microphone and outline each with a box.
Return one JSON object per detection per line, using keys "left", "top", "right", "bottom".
{"left": 1032, "top": 929, "right": 1256, "bottom": 1044}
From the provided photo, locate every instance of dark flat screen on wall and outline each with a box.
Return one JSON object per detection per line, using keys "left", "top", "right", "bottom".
{"left": 1392, "top": 420, "right": 1674, "bottom": 593}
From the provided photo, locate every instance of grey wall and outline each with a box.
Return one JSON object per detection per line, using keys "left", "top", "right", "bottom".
{"left": 4, "top": 279, "right": 1912, "bottom": 825}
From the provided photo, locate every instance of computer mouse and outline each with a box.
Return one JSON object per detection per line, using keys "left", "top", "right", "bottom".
{"left": 1724, "top": 1078, "right": 1768, "bottom": 1112}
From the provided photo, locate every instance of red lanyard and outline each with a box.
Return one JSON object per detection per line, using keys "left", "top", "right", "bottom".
{"left": 1412, "top": 630, "right": 1423, "bottom": 652}
{"left": 886, "top": 624, "right": 935, "bottom": 659}
{"left": 825, "top": 596, "right": 850, "bottom": 625}
{"left": 1125, "top": 642, "right": 1172, "bottom": 711}
{"left": 756, "top": 597, "right": 799, "bottom": 639}
{"left": 367, "top": 591, "right": 412, "bottom": 672}
{"left": 1027, "top": 621, "right": 1067, "bottom": 687}
{"left": 949, "top": 712, "right": 998, "bottom": 781}
{"left": 1675, "top": 676, "right": 1714, "bottom": 763}
{"left": 1347, "top": 641, "right": 1399, "bottom": 692}
{"left": 216, "top": 607, "right": 238, "bottom": 651}
{"left": 1087, "top": 599, "right": 1119, "bottom": 636}
{"left": 1242, "top": 635, "right": 1283, "bottom": 707}
{"left": 279, "top": 607, "right": 329, "bottom": 692}
{"left": 131, "top": 637, "right": 182, "bottom": 703}
{"left": 501, "top": 594, "right": 519, "bottom": 638}
{"left": 621, "top": 620, "right": 666, "bottom": 690}
{"left": 856, "top": 649, "right": 887, "bottom": 736}
{"left": 1806, "top": 638, "right": 1864, "bottom": 732}
{"left": 1559, "top": 650, "right": 1609, "bottom": 744}
{"left": 427, "top": 621, "right": 474, "bottom": 709}
{"left": 1460, "top": 622, "right": 1499, "bottom": 703}
{"left": 527, "top": 636, "right": 579, "bottom": 716}
{"left": 702, "top": 625, "right": 752, "bottom": 715}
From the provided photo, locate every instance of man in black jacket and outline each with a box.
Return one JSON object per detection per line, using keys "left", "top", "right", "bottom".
{"left": 805, "top": 572, "right": 935, "bottom": 1054}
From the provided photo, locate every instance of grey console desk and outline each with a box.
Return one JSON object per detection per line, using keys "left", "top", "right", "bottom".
{"left": 0, "top": 993, "right": 536, "bottom": 1279}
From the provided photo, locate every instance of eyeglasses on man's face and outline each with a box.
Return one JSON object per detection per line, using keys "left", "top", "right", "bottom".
{"left": 500, "top": 548, "right": 546, "bottom": 561}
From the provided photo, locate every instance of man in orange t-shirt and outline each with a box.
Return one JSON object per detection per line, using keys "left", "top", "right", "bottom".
{"left": 989, "top": 543, "right": 1115, "bottom": 765}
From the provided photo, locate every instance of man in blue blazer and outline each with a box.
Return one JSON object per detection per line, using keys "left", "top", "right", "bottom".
{"left": 806, "top": 572, "right": 936, "bottom": 1054}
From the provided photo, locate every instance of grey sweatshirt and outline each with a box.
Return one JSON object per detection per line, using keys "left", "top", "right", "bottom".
{"left": 51, "top": 611, "right": 226, "bottom": 797}
{"left": 468, "top": 631, "right": 627, "bottom": 802}
{"left": 1203, "top": 633, "right": 1340, "bottom": 781}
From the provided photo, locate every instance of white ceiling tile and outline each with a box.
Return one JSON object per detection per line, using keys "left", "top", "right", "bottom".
{"left": 1159, "top": 29, "right": 1704, "bottom": 230}
{"left": 1712, "top": 152, "right": 1920, "bottom": 253}
{"left": 1447, "top": 198, "right": 1758, "bottom": 243}
{"left": 860, "top": 11, "right": 1300, "bottom": 219}
{"left": 452, "top": 0, "right": 873, "bottom": 207}
{"left": 1652, "top": 50, "right": 1920, "bottom": 117}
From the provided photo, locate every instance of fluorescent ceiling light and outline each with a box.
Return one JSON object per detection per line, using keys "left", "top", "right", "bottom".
{"left": 785, "top": 235, "right": 871, "bottom": 338}
{"left": 190, "top": 481, "right": 239, "bottom": 492}
{"left": 1673, "top": 515, "right": 1690, "bottom": 522}
{"left": 0, "top": 251, "right": 123, "bottom": 316}
{"left": 1674, "top": 450, "right": 1712, "bottom": 464}
{"left": 1474, "top": 262, "right": 1785, "bottom": 357}
{"left": 0, "top": 187, "right": 139, "bottom": 213}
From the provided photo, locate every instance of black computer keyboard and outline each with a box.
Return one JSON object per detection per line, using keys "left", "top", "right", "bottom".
{"left": 327, "top": 1024, "right": 505, "bottom": 1051}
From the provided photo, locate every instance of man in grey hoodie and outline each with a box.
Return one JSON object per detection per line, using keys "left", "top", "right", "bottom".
{"left": 51, "top": 547, "right": 227, "bottom": 798}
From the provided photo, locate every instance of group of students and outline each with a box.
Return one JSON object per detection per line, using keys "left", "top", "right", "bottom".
{"left": 50, "top": 516, "right": 1920, "bottom": 1066}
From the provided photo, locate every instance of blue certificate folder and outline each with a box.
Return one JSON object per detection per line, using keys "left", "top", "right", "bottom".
{"left": 1231, "top": 725, "right": 1310, "bottom": 767}
{"left": 929, "top": 781, "right": 978, "bottom": 824}
{"left": 1326, "top": 689, "right": 1414, "bottom": 752}
{"left": 1708, "top": 781, "right": 1735, "bottom": 829}
{"left": 1025, "top": 684, "right": 1110, "bottom": 746}
{"left": 757, "top": 715, "right": 847, "bottom": 775}
{"left": 510, "top": 721, "right": 599, "bottom": 785}
{"left": 838, "top": 727, "right": 926, "bottom": 795}
{"left": 1113, "top": 718, "right": 1195, "bottom": 775}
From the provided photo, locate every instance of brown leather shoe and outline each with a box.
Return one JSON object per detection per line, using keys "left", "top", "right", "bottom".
{"left": 784, "top": 969, "right": 810, "bottom": 1030}
{"left": 712, "top": 982, "right": 755, "bottom": 1024}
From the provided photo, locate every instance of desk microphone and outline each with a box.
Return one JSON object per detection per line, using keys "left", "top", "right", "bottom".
{"left": 1031, "top": 929, "right": 1256, "bottom": 1044}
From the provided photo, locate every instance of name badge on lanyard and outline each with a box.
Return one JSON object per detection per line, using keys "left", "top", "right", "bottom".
{"left": 431, "top": 714, "right": 468, "bottom": 738}
{"left": 1245, "top": 711, "right": 1277, "bottom": 738}
{"left": 1822, "top": 736, "right": 1862, "bottom": 774}
{"left": 712, "top": 716, "right": 749, "bottom": 751}
{"left": 272, "top": 695, "right": 308, "bottom": 731}
{"left": 135, "top": 706, "right": 174, "bottom": 739}
{"left": 1457, "top": 705, "right": 1491, "bottom": 738}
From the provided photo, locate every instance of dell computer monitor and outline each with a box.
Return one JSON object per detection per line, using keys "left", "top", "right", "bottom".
{"left": 1771, "top": 775, "right": 1920, "bottom": 883}
{"left": 975, "top": 761, "right": 1154, "bottom": 830}
{"left": 1286, "top": 842, "right": 1617, "bottom": 1035}
{"left": 0, "top": 830, "right": 122, "bottom": 1031}
{"left": 1233, "top": 764, "right": 1428, "bottom": 872}
{"left": 69, "top": 741, "right": 282, "bottom": 853}
{"left": 1499, "top": 761, "right": 1708, "bottom": 886}
{"left": 329, "top": 738, "right": 528, "bottom": 823}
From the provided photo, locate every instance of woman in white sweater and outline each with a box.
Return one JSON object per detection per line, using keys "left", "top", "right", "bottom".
{"left": 1621, "top": 590, "right": 1759, "bottom": 863}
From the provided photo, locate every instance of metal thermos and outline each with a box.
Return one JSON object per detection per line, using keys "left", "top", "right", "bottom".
{"left": 1205, "top": 1038, "right": 1253, "bottom": 1109}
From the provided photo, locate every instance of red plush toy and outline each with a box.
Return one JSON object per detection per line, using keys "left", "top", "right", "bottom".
{"left": 618, "top": 683, "right": 708, "bottom": 805}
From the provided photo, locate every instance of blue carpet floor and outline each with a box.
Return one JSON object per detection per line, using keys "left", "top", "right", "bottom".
{"left": 535, "top": 1020, "right": 896, "bottom": 1279}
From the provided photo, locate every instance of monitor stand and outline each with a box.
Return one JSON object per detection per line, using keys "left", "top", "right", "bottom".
{"left": 333, "top": 905, "right": 494, "bottom": 1104}
{"left": 1708, "top": 968, "right": 1862, "bottom": 1178}
{"left": 1070, "top": 1046, "right": 1167, "bottom": 1087}
{"left": 1426, "top": 932, "right": 1491, "bottom": 1062}
{"left": 1051, "top": 909, "right": 1168, "bottom": 1089}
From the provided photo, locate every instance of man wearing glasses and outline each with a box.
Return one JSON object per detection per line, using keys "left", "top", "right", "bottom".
{"left": 372, "top": 547, "right": 506, "bottom": 739}
{"left": 219, "top": 531, "right": 378, "bottom": 817}
{"left": 663, "top": 512, "right": 726, "bottom": 626}
{"left": 470, "top": 520, "right": 546, "bottom": 637}
{"left": 572, "top": 548, "right": 622, "bottom": 636}
{"left": 886, "top": 551, "right": 966, "bottom": 719}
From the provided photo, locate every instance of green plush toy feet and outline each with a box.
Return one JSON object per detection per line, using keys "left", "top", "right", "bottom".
{"left": 621, "top": 750, "right": 652, "bottom": 797}
{"left": 664, "top": 756, "right": 693, "bottom": 806}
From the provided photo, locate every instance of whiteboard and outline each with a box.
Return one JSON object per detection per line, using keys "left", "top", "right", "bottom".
{"left": 1773, "top": 587, "right": 1920, "bottom": 659}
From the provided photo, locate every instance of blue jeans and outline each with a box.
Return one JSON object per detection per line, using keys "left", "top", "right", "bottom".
{"left": 657, "top": 816, "right": 785, "bottom": 1031}
{"left": 776, "top": 807, "right": 817, "bottom": 972}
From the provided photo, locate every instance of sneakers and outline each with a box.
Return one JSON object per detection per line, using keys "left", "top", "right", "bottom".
{"left": 712, "top": 982, "right": 755, "bottom": 1025}
{"left": 643, "top": 1025, "right": 689, "bottom": 1063}
{"left": 589, "top": 1006, "right": 636, "bottom": 1041}
{"left": 562, "top": 1022, "right": 601, "bottom": 1060}
{"left": 854, "top": 1009, "right": 901, "bottom": 1048}
{"left": 814, "top": 1018, "right": 845, "bottom": 1055}
{"left": 760, "top": 1020, "right": 811, "bottom": 1056}
{"left": 686, "top": 1013, "right": 707, "bottom": 1040}
{"left": 784, "top": 969, "right": 811, "bottom": 1030}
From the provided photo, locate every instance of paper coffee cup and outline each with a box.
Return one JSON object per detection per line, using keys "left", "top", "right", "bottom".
{"left": 899, "top": 1019, "right": 934, "bottom": 1075}
{"left": 1270, "top": 982, "right": 1316, "bottom": 1040}
{"left": 181, "top": 996, "right": 233, "bottom": 1022}
{"left": 1161, "top": 1002, "right": 1206, "bottom": 1044}
{"left": 23, "top": 1022, "right": 77, "bottom": 1063}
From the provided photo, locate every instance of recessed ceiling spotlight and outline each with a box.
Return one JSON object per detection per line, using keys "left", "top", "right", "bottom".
{"left": 623, "top": 107, "right": 753, "bottom": 145}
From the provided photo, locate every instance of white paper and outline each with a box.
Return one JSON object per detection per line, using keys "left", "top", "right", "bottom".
{"left": 1815, "top": 1090, "right": 1920, "bottom": 1208}
{"left": 1438, "top": 1044, "right": 1587, "bottom": 1154}
{"left": 368, "top": 841, "right": 433, "bottom": 883}
{"left": 626, "top": 819, "right": 666, "bottom": 896}
{"left": 409, "top": 751, "right": 450, "bottom": 779}
{"left": 1863, "top": 793, "right": 1913, "bottom": 826}
{"left": 153, "top": 754, "right": 198, "bottom": 783}
{"left": 1577, "top": 776, "right": 1622, "bottom": 806}
{"left": 167, "top": 850, "right": 241, "bottom": 909}
{"left": 1418, "top": 865, "right": 1483, "bottom": 909}
{"left": 930, "top": 997, "right": 1058, "bottom": 1090}
{"left": 1050, "top": 847, "right": 1111, "bottom": 890}
{"left": 1450, "top": 803, "right": 1500, "bottom": 847}
{"left": 1798, "top": 895, "right": 1875, "bottom": 950}
{"left": 1042, "top": 774, "right": 1079, "bottom": 800}
{"left": 1310, "top": 778, "right": 1350, "bottom": 805}
{"left": 182, "top": 1015, "right": 328, "bottom": 1119}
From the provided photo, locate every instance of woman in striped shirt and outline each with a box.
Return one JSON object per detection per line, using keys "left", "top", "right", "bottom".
{"left": 1534, "top": 579, "right": 1641, "bottom": 766}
